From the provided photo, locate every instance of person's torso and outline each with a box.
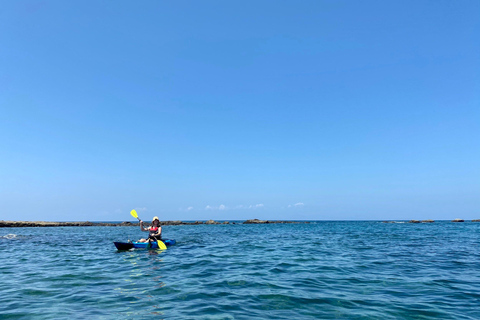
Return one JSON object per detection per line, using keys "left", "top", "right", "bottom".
{"left": 149, "top": 226, "right": 160, "bottom": 235}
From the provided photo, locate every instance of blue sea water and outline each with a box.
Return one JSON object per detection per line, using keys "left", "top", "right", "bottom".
{"left": 1, "top": 221, "right": 480, "bottom": 319}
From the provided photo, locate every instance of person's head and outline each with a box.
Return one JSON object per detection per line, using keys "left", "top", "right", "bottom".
{"left": 152, "top": 216, "right": 160, "bottom": 225}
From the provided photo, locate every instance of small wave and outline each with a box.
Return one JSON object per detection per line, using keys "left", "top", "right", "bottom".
{"left": 1, "top": 234, "right": 18, "bottom": 239}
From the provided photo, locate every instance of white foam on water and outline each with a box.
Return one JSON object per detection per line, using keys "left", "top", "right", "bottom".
{"left": 1, "top": 234, "right": 18, "bottom": 239}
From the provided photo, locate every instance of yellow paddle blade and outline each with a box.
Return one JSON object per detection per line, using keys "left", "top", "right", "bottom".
{"left": 157, "top": 240, "right": 167, "bottom": 250}
{"left": 130, "top": 209, "right": 138, "bottom": 219}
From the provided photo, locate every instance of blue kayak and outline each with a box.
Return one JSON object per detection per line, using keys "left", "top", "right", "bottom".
{"left": 114, "top": 239, "right": 176, "bottom": 250}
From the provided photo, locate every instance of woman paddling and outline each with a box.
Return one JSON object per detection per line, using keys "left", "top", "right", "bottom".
{"left": 138, "top": 216, "right": 162, "bottom": 243}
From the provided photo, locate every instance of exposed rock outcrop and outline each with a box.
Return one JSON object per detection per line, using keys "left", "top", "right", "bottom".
{"left": 452, "top": 219, "right": 464, "bottom": 222}
{"left": 0, "top": 220, "right": 218, "bottom": 227}
{"left": 0, "top": 220, "right": 97, "bottom": 227}
{"left": 162, "top": 220, "right": 183, "bottom": 225}
{"left": 244, "top": 219, "right": 267, "bottom": 224}
{"left": 243, "top": 219, "right": 305, "bottom": 224}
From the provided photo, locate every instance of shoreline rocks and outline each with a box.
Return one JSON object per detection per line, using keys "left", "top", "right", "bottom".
{"left": 243, "top": 219, "right": 305, "bottom": 224}
{"left": 0, "top": 219, "right": 307, "bottom": 228}
{"left": 405, "top": 220, "right": 435, "bottom": 223}
{"left": 2, "top": 218, "right": 478, "bottom": 228}
{"left": 381, "top": 219, "right": 480, "bottom": 224}
{"left": 0, "top": 220, "right": 160, "bottom": 227}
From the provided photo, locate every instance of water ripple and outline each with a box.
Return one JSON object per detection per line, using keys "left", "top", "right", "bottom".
{"left": 1, "top": 222, "right": 480, "bottom": 319}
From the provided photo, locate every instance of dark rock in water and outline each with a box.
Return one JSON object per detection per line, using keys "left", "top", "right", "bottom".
{"left": 408, "top": 220, "right": 421, "bottom": 223}
{"left": 472, "top": 219, "right": 480, "bottom": 222}
{"left": 382, "top": 221, "right": 396, "bottom": 223}
{"left": 452, "top": 219, "right": 464, "bottom": 222}
{"left": 243, "top": 219, "right": 304, "bottom": 224}
{"left": 0, "top": 220, "right": 102, "bottom": 227}
{"left": 421, "top": 220, "right": 435, "bottom": 223}
{"left": 244, "top": 219, "right": 267, "bottom": 224}
{"left": 162, "top": 220, "right": 183, "bottom": 225}
{"left": 1, "top": 218, "right": 305, "bottom": 228}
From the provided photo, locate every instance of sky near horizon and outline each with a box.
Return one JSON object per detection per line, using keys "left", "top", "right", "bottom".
{"left": 1, "top": 1, "right": 479, "bottom": 221}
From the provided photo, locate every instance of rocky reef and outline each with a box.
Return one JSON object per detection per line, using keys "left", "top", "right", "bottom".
{"left": 407, "top": 220, "right": 435, "bottom": 223}
{"left": 243, "top": 219, "right": 305, "bottom": 224}
{"left": 0, "top": 220, "right": 134, "bottom": 227}
{"left": 0, "top": 219, "right": 307, "bottom": 228}
{"left": 2, "top": 218, "right": 477, "bottom": 228}
{"left": 381, "top": 219, "right": 480, "bottom": 224}
{"left": 382, "top": 220, "right": 435, "bottom": 223}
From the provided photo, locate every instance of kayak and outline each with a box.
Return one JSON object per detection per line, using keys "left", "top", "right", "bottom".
{"left": 114, "top": 239, "right": 176, "bottom": 250}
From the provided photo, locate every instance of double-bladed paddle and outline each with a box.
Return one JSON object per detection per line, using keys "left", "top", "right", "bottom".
{"left": 130, "top": 209, "right": 167, "bottom": 250}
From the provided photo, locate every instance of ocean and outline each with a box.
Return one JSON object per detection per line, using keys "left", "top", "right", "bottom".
{"left": 1, "top": 221, "right": 479, "bottom": 319}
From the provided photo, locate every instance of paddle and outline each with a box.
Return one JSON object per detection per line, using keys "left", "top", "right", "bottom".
{"left": 130, "top": 210, "right": 167, "bottom": 250}
{"left": 130, "top": 209, "right": 141, "bottom": 222}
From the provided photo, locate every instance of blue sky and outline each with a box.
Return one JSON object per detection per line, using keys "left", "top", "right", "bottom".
{"left": 1, "top": 1, "right": 479, "bottom": 221}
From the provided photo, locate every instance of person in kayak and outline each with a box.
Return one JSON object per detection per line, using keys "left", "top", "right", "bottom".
{"left": 138, "top": 216, "right": 162, "bottom": 243}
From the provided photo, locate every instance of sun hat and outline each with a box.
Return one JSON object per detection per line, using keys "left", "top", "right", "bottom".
{"left": 152, "top": 216, "right": 160, "bottom": 222}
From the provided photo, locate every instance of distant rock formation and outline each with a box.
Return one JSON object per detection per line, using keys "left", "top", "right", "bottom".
{"left": 0, "top": 220, "right": 97, "bottom": 227}
{"left": 162, "top": 221, "right": 183, "bottom": 225}
{"left": 0, "top": 218, "right": 309, "bottom": 228}
{"left": 244, "top": 219, "right": 268, "bottom": 224}
{"left": 9, "top": 218, "right": 470, "bottom": 227}
{"left": 473, "top": 219, "right": 480, "bottom": 222}
{"left": 243, "top": 219, "right": 305, "bottom": 224}
{"left": 383, "top": 220, "right": 434, "bottom": 223}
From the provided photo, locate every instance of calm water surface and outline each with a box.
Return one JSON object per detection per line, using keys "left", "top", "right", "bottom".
{"left": 1, "top": 221, "right": 480, "bottom": 319}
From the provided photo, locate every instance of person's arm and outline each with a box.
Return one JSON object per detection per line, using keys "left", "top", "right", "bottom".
{"left": 140, "top": 220, "right": 149, "bottom": 232}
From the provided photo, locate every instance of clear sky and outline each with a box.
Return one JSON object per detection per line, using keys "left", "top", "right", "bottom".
{"left": 1, "top": 1, "right": 479, "bottom": 221}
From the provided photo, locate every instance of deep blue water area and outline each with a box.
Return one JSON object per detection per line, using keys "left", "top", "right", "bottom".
{"left": 1, "top": 221, "right": 480, "bottom": 319}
